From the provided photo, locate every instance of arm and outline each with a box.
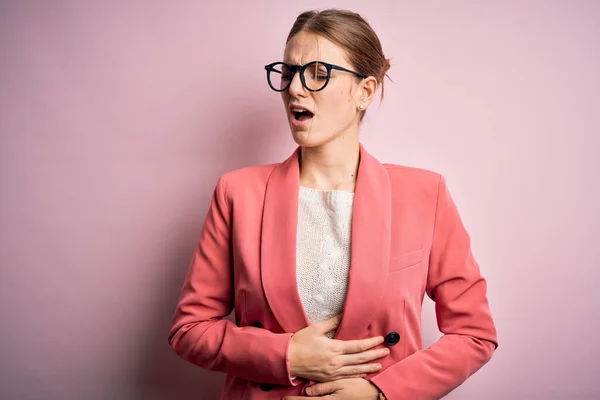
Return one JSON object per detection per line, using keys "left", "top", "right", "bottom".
{"left": 370, "top": 175, "right": 498, "bottom": 399}
{"left": 168, "top": 176, "right": 298, "bottom": 386}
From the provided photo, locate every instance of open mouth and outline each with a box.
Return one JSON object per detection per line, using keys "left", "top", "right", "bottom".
{"left": 291, "top": 108, "right": 314, "bottom": 122}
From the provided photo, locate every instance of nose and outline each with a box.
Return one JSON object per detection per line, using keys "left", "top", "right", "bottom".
{"left": 287, "top": 70, "right": 307, "bottom": 97}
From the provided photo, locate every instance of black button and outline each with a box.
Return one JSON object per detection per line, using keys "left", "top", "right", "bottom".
{"left": 260, "top": 383, "right": 273, "bottom": 392}
{"left": 385, "top": 332, "right": 400, "bottom": 346}
{"left": 250, "top": 321, "right": 263, "bottom": 328}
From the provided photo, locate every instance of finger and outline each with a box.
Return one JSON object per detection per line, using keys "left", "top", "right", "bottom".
{"left": 339, "top": 347, "right": 389, "bottom": 365}
{"left": 329, "top": 373, "right": 367, "bottom": 381}
{"left": 336, "top": 362, "right": 382, "bottom": 376}
{"left": 313, "top": 314, "right": 342, "bottom": 335}
{"left": 333, "top": 336, "right": 384, "bottom": 354}
{"left": 305, "top": 381, "right": 341, "bottom": 396}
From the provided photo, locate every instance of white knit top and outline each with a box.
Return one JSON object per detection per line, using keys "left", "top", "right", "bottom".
{"left": 296, "top": 187, "right": 354, "bottom": 338}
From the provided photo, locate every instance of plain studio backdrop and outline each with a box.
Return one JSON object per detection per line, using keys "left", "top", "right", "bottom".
{"left": 1, "top": 1, "right": 598, "bottom": 399}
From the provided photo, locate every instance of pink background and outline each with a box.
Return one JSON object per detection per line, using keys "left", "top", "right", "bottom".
{"left": 1, "top": 1, "right": 599, "bottom": 399}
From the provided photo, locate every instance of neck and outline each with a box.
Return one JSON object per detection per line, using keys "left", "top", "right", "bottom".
{"left": 299, "top": 136, "right": 360, "bottom": 192}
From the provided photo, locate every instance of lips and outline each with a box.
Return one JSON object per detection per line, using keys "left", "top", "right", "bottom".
{"left": 289, "top": 105, "right": 314, "bottom": 122}
{"left": 293, "top": 109, "right": 314, "bottom": 121}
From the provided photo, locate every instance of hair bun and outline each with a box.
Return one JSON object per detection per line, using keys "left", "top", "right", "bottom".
{"left": 381, "top": 58, "right": 391, "bottom": 76}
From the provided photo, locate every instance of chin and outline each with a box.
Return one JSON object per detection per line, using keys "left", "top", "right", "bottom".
{"left": 290, "top": 128, "right": 329, "bottom": 148}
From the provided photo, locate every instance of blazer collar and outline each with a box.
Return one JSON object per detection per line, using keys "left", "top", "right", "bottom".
{"left": 260, "top": 144, "right": 391, "bottom": 338}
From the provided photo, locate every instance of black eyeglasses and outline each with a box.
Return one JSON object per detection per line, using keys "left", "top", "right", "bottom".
{"left": 264, "top": 61, "right": 368, "bottom": 92}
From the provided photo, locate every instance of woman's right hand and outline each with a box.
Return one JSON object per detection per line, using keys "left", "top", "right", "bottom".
{"left": 287, "top": 314, "right": 390, "bottom": 382}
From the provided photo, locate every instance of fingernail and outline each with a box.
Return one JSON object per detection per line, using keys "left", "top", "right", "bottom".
{"left": 376, "top": 364, "right": 382, "bottom": 369}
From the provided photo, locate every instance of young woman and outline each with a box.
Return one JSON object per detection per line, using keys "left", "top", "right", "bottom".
{"left": 169, "top": 9, "right": 498, "bottom": 400}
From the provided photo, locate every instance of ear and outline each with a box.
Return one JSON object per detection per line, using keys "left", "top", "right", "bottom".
{"left": 354, "top": 76, "right": 378, "bottom": 111}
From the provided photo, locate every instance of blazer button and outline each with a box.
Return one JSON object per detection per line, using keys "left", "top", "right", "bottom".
{"left": 260, "top": 383, "right": 273, "bottom": 391}
{"left": 385, "top": 332, "right": 400, "bottom": 346}
{"left": 251, "top": 321, "right": 263, "bottom": 328}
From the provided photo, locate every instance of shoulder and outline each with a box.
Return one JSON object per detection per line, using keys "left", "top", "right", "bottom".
{"left": 215, "top": 163, "right": 278, "bottom": 200}
{"left": 383, "top": 163, "right": 443, "bottom": 193}
{"left": 381, "top": 163, "right": 452, "bottom": 217}
{"left": 220, "top": 163, "right": 277, "bottom": 185}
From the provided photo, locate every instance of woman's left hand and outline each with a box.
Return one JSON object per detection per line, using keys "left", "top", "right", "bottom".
{"left": 282, "top": 378, "right": 380, "bottom": 399}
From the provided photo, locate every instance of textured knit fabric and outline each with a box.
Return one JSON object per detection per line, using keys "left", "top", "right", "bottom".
{"left": 296, "top": 186, "right": 354, "bottom": 338}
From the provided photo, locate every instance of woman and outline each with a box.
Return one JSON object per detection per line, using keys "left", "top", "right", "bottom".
{"left": 169, "top": 9, "right": 498, "bottom": 400}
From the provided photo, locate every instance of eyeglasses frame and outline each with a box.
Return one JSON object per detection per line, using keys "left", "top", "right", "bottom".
{"left": 264, "top": 61, "right": 369, "bottom": 92}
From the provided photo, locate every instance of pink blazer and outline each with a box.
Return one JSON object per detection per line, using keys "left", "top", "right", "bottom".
{"left": 169, "top": 145, "right": 498, "bottom": 399}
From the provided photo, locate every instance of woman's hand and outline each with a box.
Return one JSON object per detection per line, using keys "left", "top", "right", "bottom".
{"left": 287, "top": 314, "right": 390, "bottom": 382}
{"left": 283, "top": 378, "right": 381, "bottom": 399}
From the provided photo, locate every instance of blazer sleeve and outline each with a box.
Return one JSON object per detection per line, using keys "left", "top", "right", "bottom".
{"left": 370, "top": 175, "right": 498, "bottom": 399}
{"left": 168, "top": 175, "right": 298, "bottom": 386}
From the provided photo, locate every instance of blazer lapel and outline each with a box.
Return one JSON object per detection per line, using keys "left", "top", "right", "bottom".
{"left": 261, "top": 145, "right": 392, "bottom": 338}
{"left": 334, "top": 145, "right": 392, "bottom": 340}
{"left": 261, "top": 147, "right": 310, "bottom": 333}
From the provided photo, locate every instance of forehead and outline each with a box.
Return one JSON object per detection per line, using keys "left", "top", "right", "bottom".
{"left": 283, "top": 31, "right": 350, "bottom": 66}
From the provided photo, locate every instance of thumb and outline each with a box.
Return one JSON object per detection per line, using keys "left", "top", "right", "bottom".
{"left": 305, "top": 381, "right": 340, "bottom": 396}
{"left": 314, "top": 314, "right": 342, "bottom": 335}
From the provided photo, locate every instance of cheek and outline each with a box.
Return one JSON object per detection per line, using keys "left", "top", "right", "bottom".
{"left": 318, "top": 91, "right": 354, "bottom": 117}
{"left": 345, "top": 85, "right": 357, "bottom": 107}
{"left": 340, "top": 85, "right": 357, "bottom": 111}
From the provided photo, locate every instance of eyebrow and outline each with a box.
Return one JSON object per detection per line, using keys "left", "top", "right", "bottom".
{"left": 281, "top": 60, "right": 331, "bottom": 66}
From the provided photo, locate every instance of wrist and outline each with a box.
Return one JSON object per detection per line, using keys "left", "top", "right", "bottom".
{"left": 286, "top": 335, "right": 297, "bottom": 377}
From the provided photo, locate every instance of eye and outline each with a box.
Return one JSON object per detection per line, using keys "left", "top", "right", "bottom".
{"left": 279, "top": 65, "right": 294, "bottom": 80}
{"left": 307, "top": 65, "right": 328, "bottom": 80}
